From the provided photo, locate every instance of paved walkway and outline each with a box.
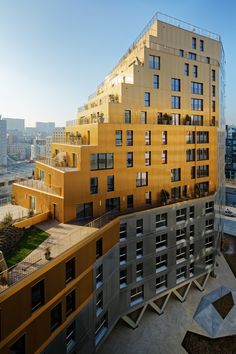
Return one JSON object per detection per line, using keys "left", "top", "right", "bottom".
{"left": 98, "top": 255, "right": 236, "bottom": 354}
{"left": 4, "top": 221, "right": 98, "bottom": 291}
{"left": 0, "top": 204, "right": 28, "bottom": 222}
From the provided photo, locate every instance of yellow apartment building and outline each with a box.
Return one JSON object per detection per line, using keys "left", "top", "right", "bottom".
{"left": 0, "top": 12, "right": 224, "bottom": 354}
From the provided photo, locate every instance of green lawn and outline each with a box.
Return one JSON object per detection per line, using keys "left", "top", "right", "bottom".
{"left": 6, "top": 227, "right": 49, "bottom": 268}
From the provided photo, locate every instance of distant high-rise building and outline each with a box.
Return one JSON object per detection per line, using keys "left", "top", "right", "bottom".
{"left": 52, "top": 127, "right": 66, "bottom": 143}
{"left": 225, "top": 125, "right": 236, "bottom": 179}
{"left": 36, "top": 122, "right": 55, "bottom": 135}
{"left": 2, "top": 117, "right": 25, "bottom": 132}
{"left": 0, "top": 116, "right": 7, "bottom": 172}
{"left": 30, "top": 138, "right": 47, "bottom": 160}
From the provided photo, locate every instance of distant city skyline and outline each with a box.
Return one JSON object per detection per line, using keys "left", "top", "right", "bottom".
{"left": 0, "top": 0, "right": 235, "bottom": 125}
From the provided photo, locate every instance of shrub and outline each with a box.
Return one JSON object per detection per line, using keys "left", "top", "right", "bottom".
{"left": 1, "top": 212, "right": 13, "bottom": 227}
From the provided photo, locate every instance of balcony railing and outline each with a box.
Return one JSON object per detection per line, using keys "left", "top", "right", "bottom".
{"left": 16, "top": 179, "right": 62, "bottom": 196}
{"left": 38, "top": 158, "right": 77, "bottom": 171}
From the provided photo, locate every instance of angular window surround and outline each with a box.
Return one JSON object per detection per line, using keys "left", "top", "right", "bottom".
{"left": 120, "top": 268, "right": 127, "bottom": 288}
{"left": 90, "top": 153, "right": 114, "bottom": 171}
{"left": 125, "top": 110, "right": 131, "bottom": 123}
{"left": 156, "top": 213, "right": 168, "bottom": 228}
{"left": 156, "top": 254, "right": 168, "bottom": 272}
{"left": 65, "top": 258, "right": 75, "bottom": 284}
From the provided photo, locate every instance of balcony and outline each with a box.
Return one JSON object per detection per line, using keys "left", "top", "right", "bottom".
{"left": 15, "top": 179, "right": 62, "bottom": 196}
{"left": 38, "top": 158, "right": 78, "bottom": 172}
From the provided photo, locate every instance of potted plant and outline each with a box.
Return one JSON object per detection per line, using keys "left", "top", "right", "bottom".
{"left": 45, "top": 247, "right": 51, "bottom": 260}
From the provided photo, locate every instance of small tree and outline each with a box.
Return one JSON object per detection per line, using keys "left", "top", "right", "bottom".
{"left": 1, "top": 212, "right": 13, "bottom": 227}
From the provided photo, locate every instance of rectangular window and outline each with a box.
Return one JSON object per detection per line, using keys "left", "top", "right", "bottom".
{"left": 197, "top": 165, "right": 209, "bottom": 178}
{"left": 120, "top": 269, "right": 127, "bottom": 288}
{"left": 186, "top": 149, "right": 195, "bottom": 162}
{"left": 191, "top": 82, "right": 203, "bottom": 95}
{"left": 136, "top": 172, "right": 148, "bottom": 187}
{"left": 141, "top": 111, "right": 147, "bottom": 124}
{"left": 125, "top": 110, "right": 131, "bottom": 123}
{"left": 190, "top": 243, "right": 195, "bottom": 256}
{"left": 90, "top": 177, "right": 98, "bottom": 194}
{"left": 136, "top": 241, "right": 143, "bottom": 259}
{"left": 90, "top": 153, "right": 114, "bottom": 170}
{"left": 66, "top": 321, "right": 76, "bottom": 353}
{"left": 107, "top": 175, "right": 114, "bottom": 192}
{"left": 190, "top": 225, "right": 194, "bottom": 238}
{"left": 191, "top": 115, "right": 203, "bottom": 126}
{"left": 171, "top": 168, "right": 181, "bottom": 182}
{"left": 115, "top": 130, "right": 122, "bottom": 146}
{"left": 176, "top": 228, "right": 186, "bottom": 243}
{"left": 176, "top": 266, "right": 187, "bottom": 283}
{"left": 156, "top": 233, "right": 168, "bottom": 251}
{"left": 197, "top": 148, "right": 209, "bottom": 161}
{"left": 127, "top": 195, "right": 133, "bottom": 209}
{"left": 120, "top": 223, "right": 127, "bottom": 241}
{"left": 149, "top": 55, "right": 160, "bottom": 69}
{"left": 66, "top": 290, "right": 76, "bottom": 317}
{"left": 193, "top": 65, "right": 198, "bottom": 78}
{"left": 145, "top": 191, "right": 151, "bottom": 205}
{"left": 176, "top": 247, "right": 187, "bottom": 263}
{"left": 136, "top": 219, "right": 143, "bottom": 236}
{"left": 190, "top": 262, "right": 194, "bottom": 277}
{"left": 205, "top": 201, "right": 214, "bottom": 214}
{"left": 136, "top": 263, "right": 143, "bottom": 281}
{"left": 32, "top": 280, "right": 44, "bottom": 312}
{"left": 200, "top": 39, "right": 204, "bottom": 51}
{"left": 189, "top": 52, "right": 196, "bottom": 60}
{"left": 96, "top": 291, "right": 103, "bottom": 317}
{"left": 186, "top": 131, "right": 195, "bottom": 144}
{"left": 162, "top": 150, "right": 167, "bottom": 164}
{"left": 156, "top": 213, "right": 168, "bottom": 228}
{"left": 171, "top": 96, "right": 181, "bottom": 109}
{"left": 212, "top": 85, "right": 216, "bottom": 97}
{"left": 192, "top": 37, "right": 196, "bottom": 49}
{"left": 179, "top": 49, "right": 184, "bottom": 57}
{"left": 144, "top": 92, "right": 150, "bottom": 107}
{"left": 205, "top": 219, "right": 214, "bottom": 232}
{"left": 120, "top": 246, "right": 127, "bottom": 265}
{"left": 156, "top": 254, "right": 168, "bottom": 272}
{"left": 126, "top": 130, "right": 133, "bottom": 146}
{"left": 156, "top": 274, "right": 167, "bottom": 293}
{"left": 95, "top": 313, "right": 108, "bottom": 346}
{"left": 206, "top": 56, "right": 210, "bottom": 64}
{"left": 51, "top": 303, "right": 62, "bottom": 332}
{"left": 196, "top": 181, "right": 209, "bottom": 196}
{"left": 96, "top": 265, "right": 103, "bottom": 289}
{"left": 191, "top": 98, "right": 203, "bottom": 111}
{"left": 162, "top": 131, "right": 167, "bottom": 144}
{"left": 127, "top": 152, "right": 133, "bottom": 167}
{"left": 205, "top": 235, "right": 214, "bottom": 248}
{"left": 176, "top": 208, "right": 186, "bottom": 222}
{"left": 131, "top": 285, "right": 144, "bottom": 306}
{"left": 211, "top": 69, "right": 216, "bottom": 81}
{"left": 171, "top": 186, "right": 181, "bottom": 199}
{"left": 205, "top": 254, "right": 214, "bottom": 265}
{"left": 65, "top": 258, "right": 75, "bottom": 284}
{"left": 197, "top": 131, "right": 209, "bottom": 143}
{"left": 9, "top": 335, "right": 25, "bottom": 354}
{"left": 184, "top": 63, "right": 189, "bottom": 76}
{"left": 171, "top": 78, "right": 181, "bottom": 91}
{"left": 96, "top": 238, "right": 103, "bottom": 259}
{"left": 191, "top": 166, "right": 196, "bottom": 179}
{"left": 212, "top": 100, "right": 216, "bottom": 112}
{"left": 153, "top": 74, "right": 159, "bottom": 89}
{"left": 145, "top": 151, "right": 151, "bottom": 166}
{"left": 189, "top": 206, "right": 195, "bottom": 218}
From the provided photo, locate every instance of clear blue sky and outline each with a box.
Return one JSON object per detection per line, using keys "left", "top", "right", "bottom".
{"left": 0, "top": 0, "right": 235, "bottom": 126}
